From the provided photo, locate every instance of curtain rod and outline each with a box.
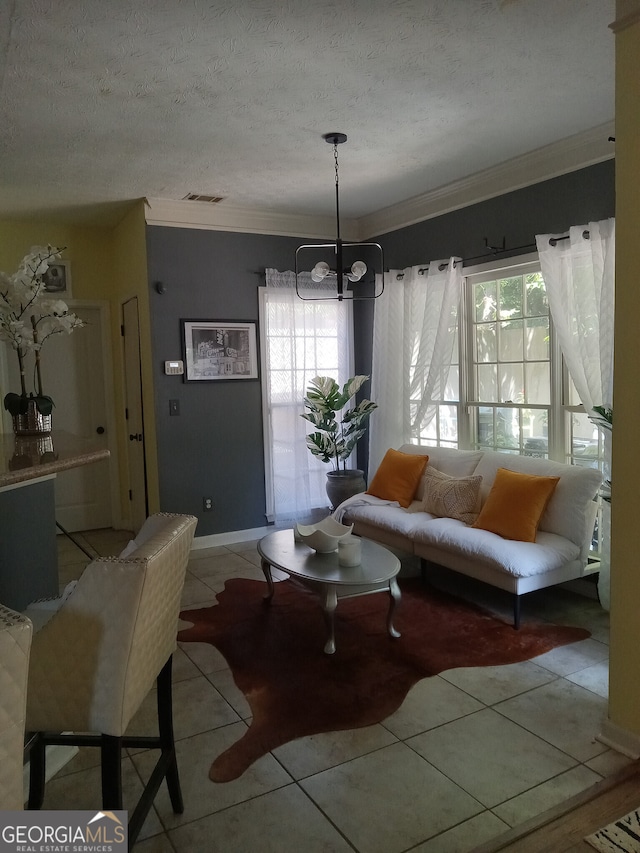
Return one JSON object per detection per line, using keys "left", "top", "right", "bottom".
{"left": 393, "top": 230, "right": 591, "bottom": 278}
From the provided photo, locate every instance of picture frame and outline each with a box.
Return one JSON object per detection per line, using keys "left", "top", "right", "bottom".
{"left": 181, "top": 320, "right": 258, "bottom": 382}
{"left": 43, "top": 259, "right": 72, "bottom": 297}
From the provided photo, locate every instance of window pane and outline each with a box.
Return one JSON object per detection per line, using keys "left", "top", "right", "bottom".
{"left": 498, "top": 363, "right": 523, "bottom": 403}
{"left": 570, "top": 411, "right": 601, "bottom": 466}
{"left": 523, "top": 409, "right": 549, "bottom": 446}
{"left": 445, "top": 364, "right": 459, "bottom": 401}
{"left": 475, "top": 323, "right": 496, "bottom": 363}
{"left": 499, "top": 320, "right": 524, "bottom": 362}
{"left": 439, "top": 405, "right": 458, "bottom": 443}
{"left": 496, "top": 407, "right": 520, "bottom": 450}
{"left": 477, "top": 407, "right": 494, "bottom": 447}
{"left": 525, "top": 274, "right": 548, "bottom": 316}
{"left": 525, "top": 319, "right": 549, "bottom": 360}
{"left": 499, "top": 277, "right": 523, "bottom": 319}
{"left": 474, "top": 281, "right": 496, "bottom": 322}
{"left": 566, "top": 373, "right": 581, "bottom": 406}
{"left": 477, "top": 364, "right": 497, "bottom": 401}
{"left": 525, "top": 362, "right": 550, "bottom": 404}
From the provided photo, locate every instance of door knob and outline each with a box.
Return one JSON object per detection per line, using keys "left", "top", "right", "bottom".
{"left": 96, "top": 426, "right": 105, "bottom": 434}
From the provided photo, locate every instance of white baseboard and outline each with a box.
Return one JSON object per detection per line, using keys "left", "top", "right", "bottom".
{"left": 23, "top": 744, "right": 79, "bottom": 803}
{"left": 192, "top": 525, "right": 273, "bottom": 549}
{"left": 598, "top": 718, "right": 640, "bottom": 759}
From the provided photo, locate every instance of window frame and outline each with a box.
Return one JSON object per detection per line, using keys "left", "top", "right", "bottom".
{"left": 464, "top": 254, "right": 558, "bottom": 458}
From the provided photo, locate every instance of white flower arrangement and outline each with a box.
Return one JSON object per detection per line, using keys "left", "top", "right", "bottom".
{"left": 0, "top": 245, "right": 84, "bottom": 416}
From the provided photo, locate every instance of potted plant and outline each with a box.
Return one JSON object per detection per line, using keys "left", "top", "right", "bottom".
{"left": 0, "top": 245, "right": 84, "bottom": 434}
{"left": 301, "top": 375, "right": 377, "bottom": 507}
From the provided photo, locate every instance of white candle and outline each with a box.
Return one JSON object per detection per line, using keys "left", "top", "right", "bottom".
{"left": 338, "top": 535, "right": 361, "bottom": 567}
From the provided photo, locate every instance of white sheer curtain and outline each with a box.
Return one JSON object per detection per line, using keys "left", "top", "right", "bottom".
{"left": 536, "top": 220, "right": 615, "bottom": 414}
{"left": 536, "top": 219, "right": 615, "bottom": 608}
{"left": 369, "top": 259, "right": 463, "bottom": 475}
{"left": 260, "top": 270, "right": 353, "bottom": 524}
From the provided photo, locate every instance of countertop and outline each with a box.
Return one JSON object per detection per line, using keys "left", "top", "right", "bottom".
{"left": 0, "top": 430, "right": 110, "bottom": 489}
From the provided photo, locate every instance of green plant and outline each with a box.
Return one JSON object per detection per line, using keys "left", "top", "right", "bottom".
{"left": 301, "top": 375, "right": 377, "bottom": 472}
{"left": 590, "top": 405, "right": 612, "bottom": 432}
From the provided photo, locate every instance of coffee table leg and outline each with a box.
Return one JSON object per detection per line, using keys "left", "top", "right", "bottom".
{"left": 387, "top": 577, "right": 401, "bottom": 638}
{"left": 261, "top": 558, "right": 275, "bottom": 601}
{"left": 322, "top": 584, "right": 338, "bottom": 655}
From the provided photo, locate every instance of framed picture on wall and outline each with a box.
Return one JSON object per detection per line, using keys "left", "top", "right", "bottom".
{"left": 43, "top": 260, "right": 72, "bottom": 297}
{"left": 181, "top": 320, "right": 259, "bottom": 381}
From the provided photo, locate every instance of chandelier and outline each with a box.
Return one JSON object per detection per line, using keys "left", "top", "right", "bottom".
{"left": 295, "top": 132, "right": 384, "bottom": 301}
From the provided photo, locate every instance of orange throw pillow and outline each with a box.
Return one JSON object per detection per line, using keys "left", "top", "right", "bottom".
{"left": 472, "top": 467, "right": 560, "bottom": 542}
{"left": 366, "top": 448, "right": 429, "bottom": 508}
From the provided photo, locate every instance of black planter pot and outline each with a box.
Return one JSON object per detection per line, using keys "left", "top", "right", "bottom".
{"left": 326, "top": 469, "right": 366, "bottom": 510}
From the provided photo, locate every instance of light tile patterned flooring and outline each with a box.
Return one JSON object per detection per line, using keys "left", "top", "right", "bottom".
{"left": 47, "top": 528, "right": 626, "bottom": 853}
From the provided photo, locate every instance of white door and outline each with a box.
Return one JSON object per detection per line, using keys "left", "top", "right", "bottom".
{"left": 122, "top": 297, "right": 148, "bottom": 531}
{"left": 41, "top": 304, "right": 113, "bottom": 530}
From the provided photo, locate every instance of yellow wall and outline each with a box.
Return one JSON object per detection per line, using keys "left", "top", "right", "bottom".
{"left": 0, "top": 204, "right": 157, "bottom": 526}
{"left": 609, "top": 3, "right": 640, "bottom": 737}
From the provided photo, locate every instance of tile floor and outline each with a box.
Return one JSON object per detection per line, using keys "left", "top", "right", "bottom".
{"left": 44, "top": 527, "right": 626, "bottom": 853}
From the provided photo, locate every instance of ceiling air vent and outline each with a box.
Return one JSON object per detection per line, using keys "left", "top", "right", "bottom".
{"left": 183, "top": 193, "right": 225, "bottom": 203}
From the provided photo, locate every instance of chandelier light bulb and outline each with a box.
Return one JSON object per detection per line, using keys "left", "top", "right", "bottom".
{"left": 311, "top": 261, "right": 331, "bottom": 282}
{"left": 346, "top": 260, "right": 367, "bottom": 282}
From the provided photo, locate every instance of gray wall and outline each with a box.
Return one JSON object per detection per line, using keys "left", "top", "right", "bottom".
{"left": 147, "top": 160, "right": 615, "bottom": 536}
{"left": 146, "top": 228, "right": 305, "bottom": 535}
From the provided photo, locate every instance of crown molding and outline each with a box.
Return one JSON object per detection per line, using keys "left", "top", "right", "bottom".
{"left": 610, "top": 7, "right": 640, "bottom": 32}
{"left": 355, "top": 122, "right": 615, "bottom": 240}
{"left": 145, "top": 123, "right": 614, "bottom": 241}
{"left": 144, "top": 197, "right": 360, "bottom": 241}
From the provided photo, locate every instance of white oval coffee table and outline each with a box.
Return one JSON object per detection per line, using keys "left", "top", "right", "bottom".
{"left": 258, "top": 529, "right": 401, "bottom": 654}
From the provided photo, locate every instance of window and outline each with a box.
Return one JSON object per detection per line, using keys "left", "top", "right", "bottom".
{"left": 467, "top": 261, "right": 552, "bottom": 456}
{"left": 410, "top": 253, "right": 606, "bottom": 554}
{"left": 259, "top": 283, "right": 354, "bottom": 522}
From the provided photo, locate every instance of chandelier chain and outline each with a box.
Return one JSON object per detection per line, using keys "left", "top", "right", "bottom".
{"left": 333, "top": 143, "right": 340, "bottom": 189}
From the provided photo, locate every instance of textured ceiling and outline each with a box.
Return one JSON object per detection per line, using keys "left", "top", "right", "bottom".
{"left": 0, "top": 0, "right": 615, "bottom": 226}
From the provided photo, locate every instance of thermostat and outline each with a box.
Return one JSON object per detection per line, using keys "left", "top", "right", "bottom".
{"left": 164, "top": 360, "right": 184, "bottom": 375}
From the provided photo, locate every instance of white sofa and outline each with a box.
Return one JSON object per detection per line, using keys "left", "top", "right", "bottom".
{"left": 336, "top": 444, "right": 602, "bottom": 627}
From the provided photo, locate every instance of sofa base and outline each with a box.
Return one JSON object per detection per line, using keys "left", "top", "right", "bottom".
{"left": 419, "top": 558, "right": 526, "bottom": 629}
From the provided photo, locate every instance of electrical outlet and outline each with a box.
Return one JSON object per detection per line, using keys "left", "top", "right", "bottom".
{"left": 203, "top": 497, "right": 213, "bottom": 512}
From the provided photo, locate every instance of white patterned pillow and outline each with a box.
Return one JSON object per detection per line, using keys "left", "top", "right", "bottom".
{"left": 421, "top": 466, "right": 483, "bottom": 524}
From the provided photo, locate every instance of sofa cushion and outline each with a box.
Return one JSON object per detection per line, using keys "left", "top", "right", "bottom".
{"left": 399, "top": 443, "right": 483, "bottom": 480}
{"left": 366, "top": 448, "right": 429, "bottom": 508}
{"left": 472, "top": 468, "right": 560, "bottom": 542}
{"left": 413, "top": 517, "right": 580, "bottom": 578}
{"left": 341, "top": 501, "right": 433, "bottom": 539}
{"left": 421, "top": 466, "right": 483, "bottom": 524}
{"left": 473, "top": 451, "right": 602, "bottom": 547}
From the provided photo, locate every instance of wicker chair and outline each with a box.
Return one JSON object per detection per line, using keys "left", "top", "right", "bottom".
{"left": 24, "top": 512, "right": 197, "bottom": 846}
{"left": 0, "top": 605, "right": 32, "bottom": 809}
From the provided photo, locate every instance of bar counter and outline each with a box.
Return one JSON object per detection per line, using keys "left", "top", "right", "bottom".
{"left": 0, "top": 430, "right": 110, "bottom": 610}
{"left": 0, "top": 430, "right": 109, "bottom": 489}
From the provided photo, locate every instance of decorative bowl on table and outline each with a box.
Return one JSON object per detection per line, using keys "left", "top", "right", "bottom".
{"left": 295, "top": 517, "right": 354, "bottom": 553}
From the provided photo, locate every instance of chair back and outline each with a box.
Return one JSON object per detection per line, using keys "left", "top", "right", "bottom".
{"left": 0, "top": 605, "right": 32, "bottom": 808}
{"left": 26, "top": 513, "right": 197, "bottom": 736}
